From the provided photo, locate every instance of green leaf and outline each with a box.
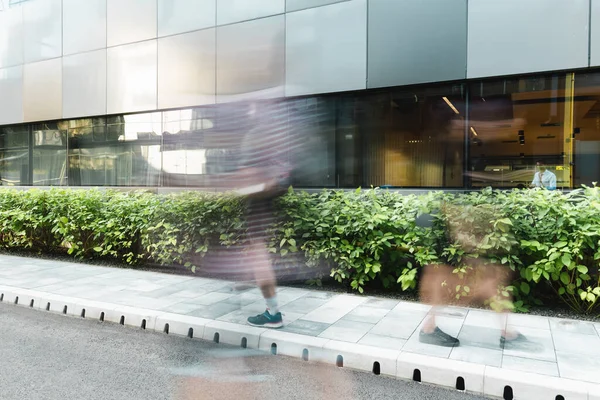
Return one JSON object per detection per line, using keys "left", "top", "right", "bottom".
{"left": 520, "top": 282, "right": 530, "bottom": 295}
{"left": 558, "top": 287, "right": 565, "bottom": 295}
{"left": 561, "top": 253, "right": 572, "bottom": 267}
{"left": 555, "top": 241, "right": 568, "bottom": 249}
{"left": 93, "top": 247, "right": 102, "bottom": 252}
{"left": 577, "top": 265, "right": 588, "bottom": 274}
{"left": 560, "top": 272, "right": 570, "bottom": 285}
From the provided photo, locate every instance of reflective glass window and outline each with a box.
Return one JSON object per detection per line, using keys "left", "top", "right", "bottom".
{"left": 572, "top": 72, "right": 600, "bottom": 187}
{"left": 0, "top": 125, "right": 29, "bottom": 186}
{"left": 32, "top": 121, "right": 67, "bottom": 186}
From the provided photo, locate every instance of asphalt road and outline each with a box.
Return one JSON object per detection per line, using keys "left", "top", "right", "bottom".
{"left": 0, "top": 303, "right": 490, "bottom": 400}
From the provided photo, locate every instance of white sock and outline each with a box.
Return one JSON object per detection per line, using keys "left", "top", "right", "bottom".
{"left": 266, "top": 296, "right": 279, "bottom": 315}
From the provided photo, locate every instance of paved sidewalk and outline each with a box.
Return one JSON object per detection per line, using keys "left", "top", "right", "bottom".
{"left": 1, "top": 254, "right": 600, "bottom": 399}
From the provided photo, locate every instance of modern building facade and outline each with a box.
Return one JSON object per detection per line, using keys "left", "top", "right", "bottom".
{"left": 0, "top": 0, "right": 600, "bottom": 190}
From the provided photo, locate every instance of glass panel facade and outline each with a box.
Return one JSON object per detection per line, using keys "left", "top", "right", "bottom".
{"left": 3, "top": 71, "right": 600, "bottom": 189}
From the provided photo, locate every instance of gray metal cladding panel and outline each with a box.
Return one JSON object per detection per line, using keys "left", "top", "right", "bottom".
{"left": 107, "top": 40, "right": 158, "bottom": 114}
{"left": 286, "top": 0, "right": 367, "bottom": 96}
{"left": 62, "top": 49, "right": 107, "bottom": 118}
{"left": 286, "top": 0, "right": 348, "bottom": 12}
{"left": 158, "top": 0, "right": 216, "bottom": 37}
{"left": 158, "top": 29, "right": 216, "bottom": 109}
{"left": 0, "top": 5, "right": 24, "bottom": 68}
{"left": 23, "top": 0, "right": 62, "bottom": 63}
{"left": 63, "top": 0, "right": 107, "bottom": 55}
{"left": 107, "top": 0, "right": 157, "bottom": 47}
{"left": 216, "top": 15, "right": 285, "bottom": 103}
{"left": 590, "top": 0, "right": 600, "bottom": 66}
{"left": 368, "top": 0, "right": 467, "bottom": 89}
{"left": 468, "top": 0, "right": 589, "bottom": 78}
{"left": 23, "top": 58, "right": 62, "bottom": 122}
{"left": 0, "top": 66, "right": 24, "bottom": 125}
{"left": 216, "top": 0, "right": 284, "bottom": 25}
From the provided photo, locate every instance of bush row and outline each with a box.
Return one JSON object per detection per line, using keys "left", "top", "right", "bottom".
{"left": 0, "top": 187, "right": 599, "bottom": 314}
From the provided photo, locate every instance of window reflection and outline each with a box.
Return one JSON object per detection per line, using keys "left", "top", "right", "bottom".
{"left": 32, "top": 122, "right": 67, "bottom": 186}
{"left": 573, "top": 72, "right": 600, "bottom": 187}
{"left": 68, "top": 114, "right": 161, "bottom": 186}
{"left": 468, "top": 75, "right": 569, "bottom": 189}
{"left": 0, "top": 125, "right": 29, "bottom": 186}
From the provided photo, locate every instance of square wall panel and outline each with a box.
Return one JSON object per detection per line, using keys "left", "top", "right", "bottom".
{"left": 107, "top": 40, "right": 157, "bottom": 114}
{"left": 216, "top": 15, "right": 285, "bottom": 103}
{"left": 107, "top": 0, "right": 157, "bottom": 47}
{"left": 286, "top": 0, "right": 367, "bottom": 96}
{"left": 63, "top": 0, "right": 107, "bottom": 55}
{"left": 216, "top": 0, "right": 284, "bottom": 25}
{"left": 158, "top": 29, "right": 216, "bottom": 109}
{"left": 24, "top": 58, "right": 62, "bottom": 122}
{"left": 368, "top": 0, "right": 466, "bottom": 88}
{"left": 468, "top": 0, "right": 589, "bottom": 78}
{"left": 591, "top": 0, "right": 600, "bottom": 66}
{"left": 63, "top": 49, "right": 107, "bottom": 118}
{"left": 0, "top": 5, "right": 24, "bottom": 68}
{"left": 23, "top": 0, "right": 62, "bottom": 63}
{"left": 158, "top": 0, "right": 215, "bottom": 37}
{"left": 286, "top": 0, "right": 347, "bottom": 12}
{"left": 0, "top": 66, "right": 24, "bottom": 125}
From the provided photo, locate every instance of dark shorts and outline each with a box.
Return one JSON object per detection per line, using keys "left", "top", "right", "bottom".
{"left": 246, "top": 196, "right": 279, "bottom": 243}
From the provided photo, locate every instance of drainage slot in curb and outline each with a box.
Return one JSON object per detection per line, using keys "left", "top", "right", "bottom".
{"left": 81, "top": 309, "right": 86, "bottom": 318}
{"left": 302, "top": 349, "right": 309, "bottom": 361}
{"left": 14, "top": 296, "right": 19, "bottom": 305}
{"left": 63, "top": 305, "right": 68, "bottom": 315}
{"left": 213, "top": 332, "right": 219, "bottom": 343}
{"left": 100, "top": 312, "right": 105, "bottom": 322}
{"left": 336, "top": 355, "right": 343, "bottom": 368}
{"left": 271, "top": 343, "right": 277, "bottom": 355}
{"left": 503, "top": 385, "right": 514, "bottom": 400}
{"left": 372, "top": 362, "right": 381, "bottom": 375}
{"left": 456, "top": 377, "right": 465, "bottom": 391}
{"left": 556, "top": 396, "right": 565, "bottom": 400}
{"left": 188, "top": 328, "right": 193, "bottom": 338}
{"left": 29, "top": 299, "right": 34, "bottom": 308}
{"left": 141, "top": 319, "right": 146, "bottom": 330}
{"left": 412, "top": 369, "right": 421, "bottom": 383}
{"left": 0, "top": 293, "right": 3, "bottom": 301}
{"left": 46, "top": 302, "right": 51, "bottom": 311}
{"left": 119, "top": 316, "right": 125, "bottom": 325}
{"left": 164, "top": 324, "right": 170, "bottom": 334}
{"left": 241, "top": 337, "right": 247, "bottom": 348}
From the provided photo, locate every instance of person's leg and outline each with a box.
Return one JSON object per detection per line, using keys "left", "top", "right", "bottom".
{"left": 245, "top": 197, "right": 283, "bottom": 328}
{"left": 418, "top": 264, "right": 460, "bottom": 347}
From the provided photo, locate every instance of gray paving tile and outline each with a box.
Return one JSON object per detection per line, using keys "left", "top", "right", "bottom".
{"left": 557, "top": 351, "right": 600, "bottom": 383}
{"left": 302, "top": 291, "right": 339, "bottom": 300}
{"left": 318, "top": 320, "right": 374, "bottom": 343}
{"left": 222, "top": 292, "right": 265, "bottom": 307}
{"left": 502, "top": 326, "right": 556, "bottom": 362}
{"left": 282, "top": 319, "right": 331, "bottom": 336}
{"left": 370, "top": 313, "right": 425, "bottom": 340}
{"left": 388, "top": 301, "right": 431, "bottom": 315}
{"left": 185, "top": 292, "right": 234, "bottom": 306}
{"left": 436, "top": 306, "right": 468, "bottom": 319}
{"left": 464, "top": 310, "right": 506, "bottom": 330}
{"left": 507, "top": 313, "right": 550, "bottom": 330}
{"left": 301, "top": 295, "right": 366, "bottom": 324}
{"left": 358, "top": 333, "right": 406, "bottom": 350}
{"left": 502, "top": 355, "right": 559, "bottom": 377}
{"left": 450, "top": 346, "right": 502, "bottom": 367}
{"left": 187, "top": 302, "right": 241, "bottom": 319}
{"left": 279, "top": 297, "right": 329, "bottom": 314}
{"left": 550, "top": 318, "right": 597, "bottom": 335}
{"left": 402, "top": 316, "right": 464, "bottom": 358}
{"left": 342, "top": 306, "right": 390, "bottom": 324}
{"left": 361, "top": 297, "right": 399, "bottom": 310}
{"left": 277, "top": 288, "right": 310, "bottom": 305}
{"left": 552, "top": 330, "right": 600, "bottom": 356}
{"left": 457, "top": 324, "right": 502, "bottom": 350}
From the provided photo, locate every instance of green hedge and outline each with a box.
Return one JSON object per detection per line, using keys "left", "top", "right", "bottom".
{"left": 0, "top": 186, "right": 599, "bottom": 314}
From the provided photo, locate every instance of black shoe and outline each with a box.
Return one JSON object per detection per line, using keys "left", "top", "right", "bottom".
{"left": 500, "top": 333, "right": 527, "bottom": 349}
{"left": 419, "top": 327, "right": 460, "bottom": 347}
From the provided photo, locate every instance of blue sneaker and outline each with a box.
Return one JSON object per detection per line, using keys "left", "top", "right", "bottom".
{"left": 247, "top": 310, "right": 283, "bottom": 328}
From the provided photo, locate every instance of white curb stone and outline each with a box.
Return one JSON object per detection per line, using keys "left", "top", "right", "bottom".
{"left": 155, "top": 313, "right": 211, "bottom": 338}
{"left": 74, "top": 299, "right": 119, "bottom": 320}
{"left": 588, "top": 383, "right": 600, "bottom": 400}
{"left": 322, "top": 341, "right": 400, "bottom": 378}
{"left": 397, "top": 352, "right": 485, "bottom": 394}
{"left": 483, "top": 366, "right": 587, "bottom": 400}
{"left": 203, "top": 320, "right": 266, "bottom": 348}
{"left": 258, "top": 330, "right": 330, "bottom": 362}
{"left": 111, "top": 305, "right": 161, "bottom": 330}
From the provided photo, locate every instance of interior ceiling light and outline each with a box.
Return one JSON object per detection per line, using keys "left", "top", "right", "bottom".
{"left": 470, "top": 127, "right": 478, "bottom": 137}
{"left": 442, "top": 97, "right": 460, "bottom": 114}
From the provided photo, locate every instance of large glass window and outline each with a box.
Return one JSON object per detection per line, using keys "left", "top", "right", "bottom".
{"left": 67, "top": 113, "right": 161, "bottom": 186}
{"left": 468, "top": 74, "right": 571, "bottom": 189}
{"left": 573, "top": 72, "right": 600, "bottom": 187}
{"left": 32, "top": 122, "right": 67, "bottom": 186}
{"left": 0, "top": 125, "right": 29, "bottom": 186}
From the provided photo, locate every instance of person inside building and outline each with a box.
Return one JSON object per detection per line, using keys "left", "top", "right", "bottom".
{"left": 530, "top": 160, "right": 557, "bottom": 190}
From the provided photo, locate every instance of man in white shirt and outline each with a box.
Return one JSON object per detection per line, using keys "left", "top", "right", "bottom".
{"left": 531, "top": 161, "right": 557, "bottom": 190}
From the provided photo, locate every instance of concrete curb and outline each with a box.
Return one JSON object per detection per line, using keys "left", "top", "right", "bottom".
{"left": 1, "top": 284, "right": 598, "bottom": 399}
